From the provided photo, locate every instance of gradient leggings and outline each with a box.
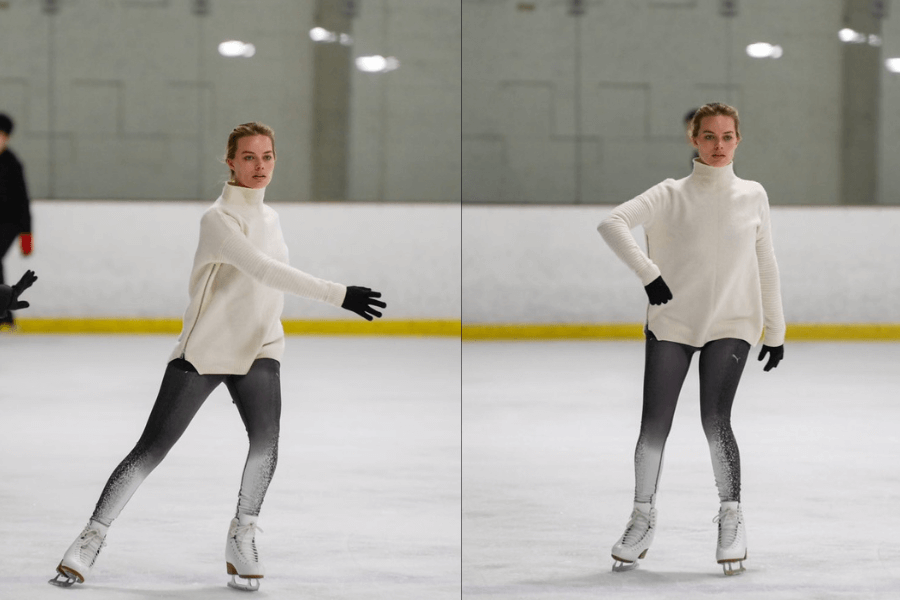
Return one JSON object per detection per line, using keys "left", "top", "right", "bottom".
{"left": 91, "top": 358, "right": 281, "bottom": 526}
{"left": 633, "top": 331, "right": 750, "bottom": 505}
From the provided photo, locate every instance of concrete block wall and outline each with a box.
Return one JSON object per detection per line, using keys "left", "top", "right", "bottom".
{"left": 0, "top": 0, "right": 460, "bottom": 203}
{"left": 881, "top": 2, "right": 900, "bottom": 204}
{"left": 463, "top": 0, "right": 900, "bottom": 206}
{"left": 349, "top": 0, "right": 462, "bottom": 202}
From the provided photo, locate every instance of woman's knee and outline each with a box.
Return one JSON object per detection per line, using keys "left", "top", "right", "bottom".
{"left": 701, "top": 412, "right": 735, "bottom": 442}
{"left": 116, "top": 442, "right": 167, "bottom": 477}
{"left": 637, "top": 421, "right": 671, "bottom": 448}
{"left": 248, "top": 424, "right": 280, "bottom": 447}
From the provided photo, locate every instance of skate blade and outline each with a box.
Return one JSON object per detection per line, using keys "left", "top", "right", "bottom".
{"left": 228, "top": 576, "right": 261, "bottom": 592}
{"left": 226, "top": 563, "right": 262, "bottom": 591}
{"left": 612, "top": 549, "right": 647, "bottom": 572}
{"left": 718, "top": 552, "right": 747, "bottom": 576}
{"left": 612, "top": 560, "right": 639, "bottom": 572}
{"left": 48, "top": 564, "right": 82, "bottom": 587}
{"left": 48, "top": 573, "right": 77, "bottom": 588}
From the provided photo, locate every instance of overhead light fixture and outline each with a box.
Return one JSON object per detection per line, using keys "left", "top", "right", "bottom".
{"left": 838, "top": 28, "right": 881, "bottom": 46}
{"left": 746, "top": 42, "right": 783, "bottom": 59}
{"left": 218, "top": 40, "right": 256, "bottom": 58}
{"left": 839, "top": 28, "right": 866, "bottom": 43}
{"left": 309, "top": 27, "right": 353, "bottom": 46}
{"left": 310, "top": 27, "right": 336, "bottom": 43}
{"left": 886, "top": 58, "right": 900, "bottom": 73}
{"left": 355, "top": 55, "right": 400, "bottom": 73}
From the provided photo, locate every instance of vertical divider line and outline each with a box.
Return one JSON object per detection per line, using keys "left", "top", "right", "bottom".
{"left": 573, "top": 14, "right": 582, "bottom": 204}
{"left": 197, "top": 9, "right": 206, "bottom": 200}
{"left": 47, "top": 9, "right": 56, "bottom": 198}
{"left": 378, "top": 0, "right": 389, "bottom": 202}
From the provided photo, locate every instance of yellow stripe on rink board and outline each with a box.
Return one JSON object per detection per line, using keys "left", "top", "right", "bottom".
{"left": 13, "top": 318, "right": 184, "bottom": 335}
{"left": 11, "top": 320, "right": 900, "bottom": 340}
{"left": 782, "top": 323, "right": 900, "bottom": 341}
{"left": 12, "top": 318, "right": 461, "bottom": 337}
{"left": 461, "top": 323, "right": 900, "bottom": 341}
{"left": 281, "top": 319, "right": 460, "bottom": 337}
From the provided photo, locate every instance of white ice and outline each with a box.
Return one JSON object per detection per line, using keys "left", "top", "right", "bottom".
{"left": 463, "top": 340, "right": 900, "bottom": 599}
{"left": 1, "top": 335, "right": 460, "bottom": 600}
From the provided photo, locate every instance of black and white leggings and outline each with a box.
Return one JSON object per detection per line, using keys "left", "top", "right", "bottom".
{"left": 633, "top": 331, "right": 750, "bottom": 505}
{"left": 91, "top": 358, "right": 281, "bottom": 526}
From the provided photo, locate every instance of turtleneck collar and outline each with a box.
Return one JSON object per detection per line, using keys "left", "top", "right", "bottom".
{"left": 690, "top": 158, "right": 735, "bottom": 183}
{"left": 222, "top": 182, "right": 266, "bottom": 206}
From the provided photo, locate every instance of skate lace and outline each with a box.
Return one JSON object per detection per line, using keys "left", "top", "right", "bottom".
{"left": 77, "top": 528, "right": 107, "bottom": 565}
{"left": 232, "top": 522, "right": 263, "bottom": 562}
{"left": 714, "top": 508, "right": 740, "bottom": 548}
{"left": 620, "top": 509, "right": 652, "bottom": 547}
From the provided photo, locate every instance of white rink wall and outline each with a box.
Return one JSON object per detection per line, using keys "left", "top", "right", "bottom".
{"left": 462, "top": 205, "right": 900, "bottom": 325}
{"left": 5, "top": 201, "right": 461, "bottom": 320}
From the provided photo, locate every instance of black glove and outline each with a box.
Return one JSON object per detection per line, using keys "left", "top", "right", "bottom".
{"left": 341, "top": 286, "right": 386, "bottom": 321}
{"left": 757, "top": 344, "right": 783, "bottom": 372}
{"left": 644, "top": 276, "right": 673, "bottom": 305}
{"left": 0, "top": 270, "right": 38, "bottom": 314}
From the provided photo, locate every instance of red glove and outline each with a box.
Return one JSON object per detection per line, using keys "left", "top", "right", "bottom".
{"left": 20, "top": 233, "right": 32, "bottom": 256}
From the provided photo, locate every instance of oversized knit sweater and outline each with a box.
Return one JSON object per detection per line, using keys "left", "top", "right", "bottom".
{"left": 170, "top": 183, "right": 347, "bottom": 374}
{"left": 598, "top": 159, "right": 785, "bottom": 348}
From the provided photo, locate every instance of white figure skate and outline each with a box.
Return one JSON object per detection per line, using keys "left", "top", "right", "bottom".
{"left": 226, "top": 514, "right": 265, "bottom": 591}
{"left": 715, "top": 501, "right": 747, "bottom": 575}
{"left": 48, "top": 520, "right": 109, "bottom": 587}
{"left": 611, "top": 502, "right": 656, "bottom": 572}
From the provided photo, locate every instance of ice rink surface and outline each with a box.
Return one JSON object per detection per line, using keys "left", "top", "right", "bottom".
{"left": 1, "top": 334, "right": 460, "bottom": 600}
{"left": 463, "top": 340, "right": 900, "bottom": 600}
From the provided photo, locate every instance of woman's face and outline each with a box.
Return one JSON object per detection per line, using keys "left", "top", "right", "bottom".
{"left": 227, "top": 135, "right": 276, "bottom": 188}
{"left": 691, "top": 115, "right": 739, "bottom": 167}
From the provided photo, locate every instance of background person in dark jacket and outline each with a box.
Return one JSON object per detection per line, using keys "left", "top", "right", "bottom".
{"left": 0, "top": 113, "right": 33, "bottom": 329}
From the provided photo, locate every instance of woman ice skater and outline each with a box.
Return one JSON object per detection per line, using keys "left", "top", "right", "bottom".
{"left": 50, "top": 122, "right": 386, "bottom": 591}
{"left": 598, "top": 103, "right": 784, "bottom": 575}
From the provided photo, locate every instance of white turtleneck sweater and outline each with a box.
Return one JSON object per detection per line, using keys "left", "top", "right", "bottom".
{"left": 598, "top": 159, "right": 785, "bottom": 348}
{"left": 170, "top": 183, "right": 347, "bottom": 374}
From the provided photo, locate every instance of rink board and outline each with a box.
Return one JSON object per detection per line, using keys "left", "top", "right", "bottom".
{"left": 462, "top": 323, "right": 900, "bottom": 341}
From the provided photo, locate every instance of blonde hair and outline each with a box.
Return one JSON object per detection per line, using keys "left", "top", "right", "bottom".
{"left": 689, "top": 103, "right": 741, "bottom": 140}
{"left": 225, "top": 122, "right": 276, "bottom": 180}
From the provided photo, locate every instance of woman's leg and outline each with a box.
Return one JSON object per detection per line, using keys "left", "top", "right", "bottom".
{"left": 91, "top": 359, "right": 223, "bottom": 525}
{"left": 698, "top": 338, "right": 751, "bottom": 503}
{"left": 633, "top": 332, "right": 695, "bottom": 505}
{"left": 225, "top": 359, "right": 282, "bottom": 518}
{"left": 0, "top": 223, "right": 19, "bottom": 286}
{"left": 0, "top": 224, "right": 20, "bottom": 325}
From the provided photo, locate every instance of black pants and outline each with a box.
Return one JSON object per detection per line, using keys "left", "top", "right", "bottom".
{"left": 91, "top": 358, "right": 281, "bottom": 525}
{"left": 633, "top": 331, "right": 750, "bottom": 505}
{"left": 0, "top": 224, "right": 18, "bottom": 324}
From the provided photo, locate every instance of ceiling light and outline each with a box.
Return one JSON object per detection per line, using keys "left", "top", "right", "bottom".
{"left": 355, "top": 55, "right": 400, "bottom": 73}
{"left": 839, "top": 28, "right": 866, "bottom": 43}
{"left": 218, "top": 40, "right": 255, "bottom": 58}
{"left": 309, "top": 27, "right": 336, "bottom": 43}
{"left": 746, "top": 42, "right": 782, "bottom": 59}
